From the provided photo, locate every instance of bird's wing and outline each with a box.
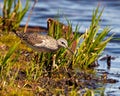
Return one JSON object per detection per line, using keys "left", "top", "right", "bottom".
{"left": 23, "top": 32, "right": 44, "bottom": 46}
{"left": 19, "top": 32, "right": 58, "bottom": 52}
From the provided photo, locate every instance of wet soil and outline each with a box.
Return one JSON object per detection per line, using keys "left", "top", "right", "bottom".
{"left": 0, "top": 25, "right": 119, "bottom": 95}
{"left": 16, "top": 63, "right": 118, "bottom": 95}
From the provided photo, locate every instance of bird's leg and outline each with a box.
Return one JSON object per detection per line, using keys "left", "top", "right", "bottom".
{"left": 52, "top": 54, "right": 58, "bottom": 69}
{"left": 34, "top": 52, "right": 40, "bottom": 64}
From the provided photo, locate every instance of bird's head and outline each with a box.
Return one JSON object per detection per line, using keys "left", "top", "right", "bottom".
{"left": 57, "top": 38, "right": 74, "bottom": 54}
{"left": 57, "top": 38, "right": 68, "bottom": 48}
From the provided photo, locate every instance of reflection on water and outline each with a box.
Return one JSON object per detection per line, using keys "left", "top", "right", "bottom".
{"left": 0, "top": 0, "right": 120, "bottom": 95}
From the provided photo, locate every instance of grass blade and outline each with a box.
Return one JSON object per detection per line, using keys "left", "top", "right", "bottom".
{"left": 1, "top": 41, "right": 20, "bottom": 67}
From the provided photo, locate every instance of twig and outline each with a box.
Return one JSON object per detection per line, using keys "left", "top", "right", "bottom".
{"left": 24, "top": 0, "right": 38, "bottom": 33}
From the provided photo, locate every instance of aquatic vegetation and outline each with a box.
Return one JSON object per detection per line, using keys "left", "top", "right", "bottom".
{"left": 0, "top": 0, "right": 113, "bottom": 95}
{"left": 0, "top": 0, "right": 29, "bottom": 32}
{"left": 72, "top": 7, "right": 113, "bottom": 70}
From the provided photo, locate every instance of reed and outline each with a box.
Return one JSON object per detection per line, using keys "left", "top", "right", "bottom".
{"left": 0, "top": 0, "right": 29, "bottom": 32}
{"left": 0, "top": 1, "right": 111, "bottom": 95}
{"left": 72, "top": 7, "right": 113, "bottom": 69}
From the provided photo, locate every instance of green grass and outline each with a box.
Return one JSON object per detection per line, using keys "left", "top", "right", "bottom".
{"left": 0, "top": 0, "right": 29, "bottom": 32}
{"left": 72, "top": 7, "right": 113, "bottom": 70}
{"left": 0, "top": 1, "right": 112, "bottom": 95}
{"left": 1, "top": 41, "right": 20, "bottom": 67}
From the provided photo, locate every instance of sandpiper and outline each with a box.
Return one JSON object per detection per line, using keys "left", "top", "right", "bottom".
{"left": 13, "top": 31, "right": 73, "bottom": 53}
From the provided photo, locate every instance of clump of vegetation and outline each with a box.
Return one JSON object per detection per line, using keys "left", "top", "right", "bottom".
{"left": 0, "top": 0, "right": 29, "bottom": 32}
{"left": 72, "top": 8, "right": 113, "bottom": 70}
{"left": 40, "top": 7, "right": 113, "bottom": 72}
{"left": 0, "top": 0, "right": 113, "bottom": 95}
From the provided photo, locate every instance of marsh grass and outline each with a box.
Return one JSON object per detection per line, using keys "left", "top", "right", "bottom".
{"left": 0, "top": 1, "right": 112, "bottom": 95}
{"left": 45, "top": 18, "right": 80, "bottom": 70}
{"left": 0, "top": 42, "right": 20, "bottom": 88}
{"left": 1, "top": 41, "right": 20, "bottom": 67}
{"left": 43, "top": 7, "right": 113, "bottom": 71}
{"left": 0, "top": 0, "right": 29, "bottom": 32}
{"left": 72, "top": 7, "right": 113, "bottom": 70}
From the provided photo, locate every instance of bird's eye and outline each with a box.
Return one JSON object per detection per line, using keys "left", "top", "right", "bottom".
{"left": 61, "top": 41, "right": 65, "bottom": 45}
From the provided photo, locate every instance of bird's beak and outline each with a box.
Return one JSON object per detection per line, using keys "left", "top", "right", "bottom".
{"left": 66, "top": 47, "right": 74, "bottom": 54}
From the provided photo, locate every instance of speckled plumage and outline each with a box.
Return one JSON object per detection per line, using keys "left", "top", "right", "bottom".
{"left": 14, "top": 31, "right": 69, "bottom": 52}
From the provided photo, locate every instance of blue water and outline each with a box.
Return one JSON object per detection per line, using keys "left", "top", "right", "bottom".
{"left": 0, "top": 0, "right": 120, "bottom": 95}
{"left": 21, "top": 0, "right": 120, "bottom": 34}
